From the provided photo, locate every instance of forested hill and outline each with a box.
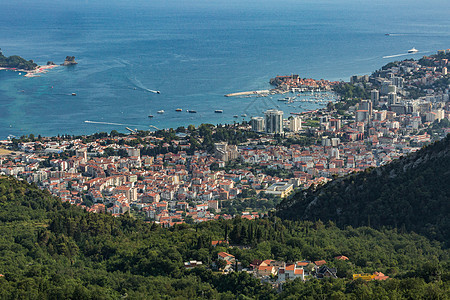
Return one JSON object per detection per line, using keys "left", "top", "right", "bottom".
{"left": 277, "top": 134, "right": 450, "bottom": 245}
{"left": 0, "top": 50, "right": 37, "bottom": 70}
{"left": 0, "top": 176, "right": 449, "bottom": 298}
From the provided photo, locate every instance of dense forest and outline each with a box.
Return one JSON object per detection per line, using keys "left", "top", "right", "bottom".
{"left": 0, "top": 50, "right": 37, "bottom": 70}
{"left": 0, "top": 174, "right": 449, "bottom": 298}
{"left": 332, "top": 83, "right": 370, "bottom": 101}
{"left": 277, "top": 134, "right": 450, "bottom": 246}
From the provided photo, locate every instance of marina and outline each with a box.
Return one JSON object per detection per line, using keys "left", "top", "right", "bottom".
{"left": 139, "top": 90, "right": 337, "bottom": 131}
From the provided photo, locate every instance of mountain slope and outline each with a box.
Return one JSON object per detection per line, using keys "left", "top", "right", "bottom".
{"left": 277, "top": 135, "right": 450, "bottom": 245}
{"left": 0, "top": 176, "right": 449, "bottom": 298}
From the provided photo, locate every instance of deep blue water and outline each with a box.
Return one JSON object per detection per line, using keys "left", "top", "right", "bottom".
{"left": 1, "top": 0, "right": 449, "bottom": 138}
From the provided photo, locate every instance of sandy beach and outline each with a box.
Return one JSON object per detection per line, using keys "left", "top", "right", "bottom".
{"left": 0, "top": 64, "right": 59, "bottom": 77}
{"left": 24, "top": 64, "right": 59, "bottom": 77}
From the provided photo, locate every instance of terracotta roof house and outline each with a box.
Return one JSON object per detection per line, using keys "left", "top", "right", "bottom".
{"left": 334, "top": 255, "right": 349, "bottom": 261}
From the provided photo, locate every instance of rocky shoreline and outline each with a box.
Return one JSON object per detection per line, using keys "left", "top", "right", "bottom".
{"left": 0, "top": 55, "right": 78, "bottom": 77}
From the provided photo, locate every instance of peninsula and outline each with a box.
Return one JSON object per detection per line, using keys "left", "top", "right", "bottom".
{"left": 225, "top": 75, "right": 340, "bottom": 97}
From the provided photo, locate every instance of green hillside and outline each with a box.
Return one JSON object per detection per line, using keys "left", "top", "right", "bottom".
{"left": 0, "top": 177, "right": 449, "bottom": 299}
{"left": 277, "top": 135, "right": 450, "bottom": 245}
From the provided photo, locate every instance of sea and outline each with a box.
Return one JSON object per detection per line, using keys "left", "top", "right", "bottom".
{"left": 1, "top": 0, "right": 449, "bottom": 138}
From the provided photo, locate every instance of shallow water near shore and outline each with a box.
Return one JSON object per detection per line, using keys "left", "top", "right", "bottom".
{"left": 0, "top": 0, "right": 449, "bottom": 138}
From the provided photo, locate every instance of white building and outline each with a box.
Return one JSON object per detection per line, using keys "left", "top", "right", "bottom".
{"left": 388, "top": 92, "right": 397, "bottom": 105}
{"left": 289, "top": 116, "right": 302, "bottom": 132}
{"left": 250, "top": 117, "right": 265, "bottom": 132}
{"left": 278, "top": 262, "right": 306, "bottom": 282}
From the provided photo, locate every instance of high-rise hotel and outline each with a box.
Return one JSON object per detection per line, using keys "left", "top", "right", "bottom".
{"left": 265, "top": 109, "right": 283, "bottom": 134}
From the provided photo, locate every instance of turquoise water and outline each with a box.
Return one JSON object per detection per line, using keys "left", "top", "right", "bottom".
{"left": 1, "top": 0, "right": 449, "bottom": 138}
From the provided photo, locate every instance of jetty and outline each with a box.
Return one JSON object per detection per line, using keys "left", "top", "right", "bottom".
{"left": 225, "top": 90, "right": 271, "bottom": 97}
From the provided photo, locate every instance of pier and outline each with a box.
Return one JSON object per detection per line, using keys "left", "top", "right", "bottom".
{"left": 224, "top": 90, "right": 271, "bottom": 97}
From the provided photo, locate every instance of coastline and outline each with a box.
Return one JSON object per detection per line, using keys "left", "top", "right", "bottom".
{"left": 0, "top": 64, "right": 58, "bottom": 77}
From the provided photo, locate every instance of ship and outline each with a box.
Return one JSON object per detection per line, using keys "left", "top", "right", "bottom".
{"left": 148, "top": 115, "right": 154, "bottom": 118}
{"left": 278, "top": 96, "right": 296, "bottom": 103}
{"left": 188, "top": 110, "right": 197, "bottom": 113}
{"left": 157, "top": 110, "right": 164, "bottom": 114}
{"left": 408, "top": 47, "right": 419, "bottom": 53}
{"left": 215, "top": 110, "right": 223, "bottom": 113}
{"left": 175, "top": 108, "right": 182, "bottom": 112}
{"left": 72, "top": 93, "right": 76, "bottom": 96}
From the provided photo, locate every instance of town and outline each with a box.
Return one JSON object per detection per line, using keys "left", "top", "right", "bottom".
{"left": 0, "top": 49, "right": 449, "bottom": 286}
{"left": 1, "top": 50, "right": 449, "bottom": 228}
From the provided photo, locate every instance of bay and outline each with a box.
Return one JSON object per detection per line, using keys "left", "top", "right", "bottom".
{"left": 0, "top": 0, "right": 449, "bottom": 137}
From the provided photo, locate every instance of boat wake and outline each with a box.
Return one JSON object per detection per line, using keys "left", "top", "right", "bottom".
{"left": 84, "top": 120, "right": 143, "bottom": 127}
{"left": 129, "top": 76, "right": 160, "bottom": 94}
{"left": 383, "top": 51, "right": 429, "bottom": 59}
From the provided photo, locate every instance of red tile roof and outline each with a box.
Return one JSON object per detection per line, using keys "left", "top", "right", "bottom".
{"left": 314, "top": 260, "right": 327, "bottom": 266}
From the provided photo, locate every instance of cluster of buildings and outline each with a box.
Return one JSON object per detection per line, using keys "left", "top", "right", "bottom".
{"left": 251, "top": 109, "right": 302, "bottom": 134}
{"left": 352, "top": 50, "right": 450, "bottom": 127}
{"left": 0, "top": 51, "right": 449, "bottom": 226}
{"left": 269, "top": 74, "right": 339, "bottom": 92}
{"left": 214, "top": 252, "right": 388, "bottom": 284}
{"left": 215, "top": 251, "right": 337, "bottom": 283}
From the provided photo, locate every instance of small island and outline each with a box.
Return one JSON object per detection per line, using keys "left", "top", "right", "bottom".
{"left": 0, "top": 49, "right": 77, "bottom": 77}
{"left": 0, "top": 49, "right": 37, "bottom": 70}
{"left": 62, "top": 56, "right": 77, "bottom": 66}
